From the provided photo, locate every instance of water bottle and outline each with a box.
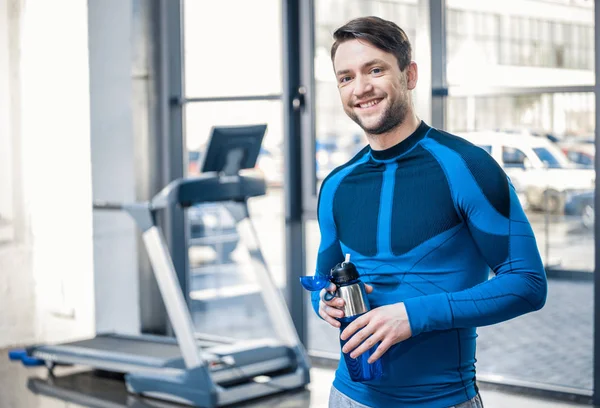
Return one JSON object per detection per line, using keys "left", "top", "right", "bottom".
{"left": 300, "top": 254, "right": 383, "bottom": 382}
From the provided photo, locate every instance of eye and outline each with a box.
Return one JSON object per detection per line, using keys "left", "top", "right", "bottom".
{"left": 339, "top": 76, "right": 352, "bottom": 84}
{"left": 370, "top": 67, "right": 383, "bottom": 75}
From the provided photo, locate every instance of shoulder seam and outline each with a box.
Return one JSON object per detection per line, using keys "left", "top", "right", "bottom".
{"left": 423, "top": 137, "right": 510, "bottom": 221}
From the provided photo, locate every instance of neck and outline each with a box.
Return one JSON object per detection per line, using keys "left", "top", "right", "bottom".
{"left": 367, "top": 112, "right": 421, "bottom": 151}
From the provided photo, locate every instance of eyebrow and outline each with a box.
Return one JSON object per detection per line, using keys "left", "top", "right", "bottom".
{"left": 335, "top": 59, "right": 390, "bottom": 76}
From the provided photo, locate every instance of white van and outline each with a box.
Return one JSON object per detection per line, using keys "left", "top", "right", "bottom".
{"left": 457, "top": 131, "right": 595, "bottom": 214}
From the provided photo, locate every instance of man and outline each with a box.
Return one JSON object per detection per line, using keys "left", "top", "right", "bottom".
{"left": 312, "top": 16, "right": 547, "bottom": 408}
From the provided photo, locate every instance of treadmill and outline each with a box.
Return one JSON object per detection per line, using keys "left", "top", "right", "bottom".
{"left": 10, "top": 124, "right": 310, "bottom": 407}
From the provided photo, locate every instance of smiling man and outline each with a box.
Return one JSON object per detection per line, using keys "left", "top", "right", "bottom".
{"left": 311, "top": 16, "right": 548, "bottom": 408}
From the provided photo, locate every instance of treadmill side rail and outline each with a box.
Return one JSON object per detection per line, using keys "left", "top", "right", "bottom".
{"left": 143, "top": 226, "right": 204, "bottom": 369}
{"left": 237, "top": 215, "right": 311, "bottom": 371}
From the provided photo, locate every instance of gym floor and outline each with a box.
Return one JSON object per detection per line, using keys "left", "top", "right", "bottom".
{"left": 0, "top": 349, "right": 589, "bottom": 408}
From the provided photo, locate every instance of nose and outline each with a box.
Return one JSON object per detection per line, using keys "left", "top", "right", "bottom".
{"left": 352, "top": 74, "right": 373, "bottom": 99}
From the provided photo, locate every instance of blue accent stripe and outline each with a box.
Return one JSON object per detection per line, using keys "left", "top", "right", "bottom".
{"left": 378, "top": 162, "right": 398, "bottom": 255}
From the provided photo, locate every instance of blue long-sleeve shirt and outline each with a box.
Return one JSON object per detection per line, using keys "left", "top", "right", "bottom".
{"left": 312, "top": 121, "right": 547, "bottom": 408}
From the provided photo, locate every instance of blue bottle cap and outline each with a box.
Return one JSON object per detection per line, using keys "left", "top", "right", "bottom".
{"left": 299, "top": 275, "right": 332, "bottom": 292}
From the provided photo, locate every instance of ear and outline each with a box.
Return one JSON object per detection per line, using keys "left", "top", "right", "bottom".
{"left": 406, "top": 61, "right": 418, "bottom": 90}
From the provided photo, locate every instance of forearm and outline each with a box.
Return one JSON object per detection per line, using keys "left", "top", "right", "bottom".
{"left": 404, "top": 271, "right": 547, "bottom": 336}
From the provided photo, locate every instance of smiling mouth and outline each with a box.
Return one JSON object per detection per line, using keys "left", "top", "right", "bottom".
{"left": 355, "top": 99, "right": 383, "bottom": 109}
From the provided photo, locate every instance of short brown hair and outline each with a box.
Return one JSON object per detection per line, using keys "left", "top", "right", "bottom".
{"left": 331, "top": 16, "right": 412, "bottom": 72}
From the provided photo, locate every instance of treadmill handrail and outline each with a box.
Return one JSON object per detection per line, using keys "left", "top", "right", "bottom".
{"left": 142, "top": 225, "right": 205, "bottom": 369}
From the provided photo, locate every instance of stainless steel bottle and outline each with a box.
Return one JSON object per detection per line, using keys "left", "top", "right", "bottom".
{"left": 325, "top": 254, "right": 383, "bottom": 382}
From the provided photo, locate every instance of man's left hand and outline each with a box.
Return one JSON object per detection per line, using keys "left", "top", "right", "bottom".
{"left": 340, "top": 303, "right": 412, "bottom": 364}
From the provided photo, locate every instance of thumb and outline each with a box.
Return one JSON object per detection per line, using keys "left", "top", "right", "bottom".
{"left": 364, "top": 283, "right": 374, "bottom": 293}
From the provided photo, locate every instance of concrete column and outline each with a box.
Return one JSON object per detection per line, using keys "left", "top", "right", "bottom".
{"left": 88, "top": 0, "right": 140, "bottom": 334}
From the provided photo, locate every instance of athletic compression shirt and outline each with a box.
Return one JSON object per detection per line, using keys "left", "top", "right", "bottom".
{"left": 312, "top": 121, "right": 547, "bottom": 408}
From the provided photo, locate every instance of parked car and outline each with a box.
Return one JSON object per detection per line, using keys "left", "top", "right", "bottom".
{"left": 458, "top": 131, "right": 595, "bottom": 214}
{"left": 564, "top": 190, "right": 594, "bottom": 229}
{"left": 560, "top": 143, "right": 594, "bottom": 168}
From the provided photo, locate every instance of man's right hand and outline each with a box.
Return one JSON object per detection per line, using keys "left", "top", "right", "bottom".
{"left": 318, "top": 282, "right": 373, "bottom": 328}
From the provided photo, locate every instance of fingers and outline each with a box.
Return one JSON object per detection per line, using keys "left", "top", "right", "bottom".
{"left": 319, "top": 307, "right": 341, "bottom": 328}
{"left": 367, "top": 339, "right": 393, "bottom": 364}
{"left": 340, "top": 312, "right": 368, "bottom": 341}
{"left": 319, "top": 284, "right": 345, "bottom": 328}
{"left": 324, "top": 305, "right": 344, "bottom": 319}
{"left": 341, "top": 320, "right": 373, "bottom": 353}
{"left": 349, "top": 332, "right": 383, "bottom": 359}
{"left": 364, "top": 283, "right": 374, "bottom": 293}
{"left": 320, "top": 286, "right": 345, "bottom": 308}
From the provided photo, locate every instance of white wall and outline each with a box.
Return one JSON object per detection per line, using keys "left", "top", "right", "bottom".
{"left": 0, "top": 0, "right": 101, "bottom": 347}
{"left": 0, "top": 0, "right": 35, "bottom": 348}
{"left": 0, "top": 0, "right": 13, "bottom": 232}
{"left": 18, "top": 0, "right": 95, "bottom": 343}
{"left": 0, "top": 0, "right": 142, "bottom": 348}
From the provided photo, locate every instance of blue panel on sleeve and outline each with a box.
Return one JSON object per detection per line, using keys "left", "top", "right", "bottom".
{"left": 428, "top": 131, "right": 510, "bottom": 219}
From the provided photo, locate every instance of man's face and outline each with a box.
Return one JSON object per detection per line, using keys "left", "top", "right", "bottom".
{"left": 333, "top": 39, "right": 417, "bottom": 135}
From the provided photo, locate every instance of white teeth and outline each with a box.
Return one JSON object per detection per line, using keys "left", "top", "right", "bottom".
{"left": 359, "top": 99, "right": 380, "bottom": 108}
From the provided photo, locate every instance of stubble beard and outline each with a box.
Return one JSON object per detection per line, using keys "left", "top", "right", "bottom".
{"left": 347, "top": 96, "right": 409, "bottom": 136}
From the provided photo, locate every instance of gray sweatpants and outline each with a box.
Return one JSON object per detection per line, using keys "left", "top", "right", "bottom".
{"left": 328, "top": 385, "right": 484, "bottom": 408}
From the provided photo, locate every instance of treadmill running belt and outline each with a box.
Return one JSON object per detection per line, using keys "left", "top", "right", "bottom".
{"left": 56, "top": 335, "right": 182, "bottom": 360}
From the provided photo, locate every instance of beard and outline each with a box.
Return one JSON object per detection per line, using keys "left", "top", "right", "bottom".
{"left": 346, "top": 96, "right": 409, "bottom": 135}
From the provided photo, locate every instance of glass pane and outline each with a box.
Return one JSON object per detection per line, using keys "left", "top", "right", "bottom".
{"left": 306, "top": 219, "right": 340, "bottom": 355}
{"left": 184, "top": 101, "right": 285, "bottom": 341}
{"left": 446, "top": 1, "right": 594, "bottom": 86}
{"left": 314, "top": 0, "right": 417, "bottom": 186}
{"left": 183, "top": 0, "right": 282, "bottom": 97}
{"left": 446, "top": 92, "right": 594, "bottom": 391}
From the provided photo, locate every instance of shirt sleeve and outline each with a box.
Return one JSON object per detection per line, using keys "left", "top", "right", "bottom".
{"left": 311, "top": 179, "right": 345, "bottom": 317}
{"left": 404, "top": 147, "right": 548, "bottom": 336}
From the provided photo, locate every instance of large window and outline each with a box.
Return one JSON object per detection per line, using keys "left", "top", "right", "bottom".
{"left": 445, "top": 0, "right": 595, "bottom": 394}
{"left": 447, "top": 92, "right": 595, "bottom": 275}
{"left": 446, "top": 2, "right": 594, "bottom": 88}
{"left": 448, "top": 9, "right": 594, "bottom": 70}
{"left": 305, "top": 0, "right": 596, "bottom": 397}
{"left": 447, "top": 92, "right": 594, "bottom": 137}
{"left": 182, "top": 0, "right": 284, "bottom": 341}
{"left": 447, "top": 10, "right": 501, "bottom": 66}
